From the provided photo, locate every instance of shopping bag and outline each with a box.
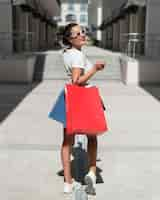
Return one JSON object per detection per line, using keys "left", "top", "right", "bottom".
{"left": 48, "top": 89, "right": 66, "bottom": 127}
{"left": 65, "top": 84, "right": 108, "bottom": 135}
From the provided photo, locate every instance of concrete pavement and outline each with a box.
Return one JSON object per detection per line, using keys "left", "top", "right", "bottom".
{"left": 0, "top": 47, "right": 160, "bottom": 200}
{"left": 33, "top": 46, "right": 121, "bottom": 81}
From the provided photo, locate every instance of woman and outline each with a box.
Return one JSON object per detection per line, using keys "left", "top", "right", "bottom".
{"left": 61, "top": 23, "right": 105, "bottom": 195}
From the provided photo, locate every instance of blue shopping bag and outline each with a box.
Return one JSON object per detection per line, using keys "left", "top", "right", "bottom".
{"left": 48, "top": 89, "right": 66, "bottom": 127}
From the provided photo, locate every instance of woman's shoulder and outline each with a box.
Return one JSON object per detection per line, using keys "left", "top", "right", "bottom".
{"left": 62, "top": 48, "right": 84, "bottom": 61}
{"left": 63, "top": 48, "right": 83, "bottom": 56}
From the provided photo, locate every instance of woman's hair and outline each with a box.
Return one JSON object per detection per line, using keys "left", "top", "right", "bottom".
{"left": 62, "top": 23, "right": 78, "bottom": 47}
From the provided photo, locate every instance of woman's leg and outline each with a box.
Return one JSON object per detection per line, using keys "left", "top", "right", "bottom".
{"left": 87, "top": 135, "right": 97, "bottom": 173}
{"left": 61, "top": 128, "right": 74, "bottom": 183}
{"left": 85, "top": 135, "right": 97, "bottom": 195}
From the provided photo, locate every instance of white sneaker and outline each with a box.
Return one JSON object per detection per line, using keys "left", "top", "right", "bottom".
{"left": 64, "top": 180, "right": 81, "bottom": 194}
{"left": 84, "top": 171, "right": 96, "bottom": 195}
{"left": 70, "top": 154, "right": 74, "bottom": 161}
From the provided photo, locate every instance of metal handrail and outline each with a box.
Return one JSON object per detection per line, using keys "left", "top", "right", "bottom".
{"left": 120, "top": 33, "right": 145, "bottom": 58}
{"left": 120, "top": 33, "right": 160, "bottom": 58}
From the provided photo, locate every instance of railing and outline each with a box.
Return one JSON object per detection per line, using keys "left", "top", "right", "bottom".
{"left": 120, "top": 33, "right": 160, "bottom": 58}
{"left": 120, "top": 33, "right": 145, "bottom": 58}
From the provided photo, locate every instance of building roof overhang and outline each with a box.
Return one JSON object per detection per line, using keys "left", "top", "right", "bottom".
{"left": 12, "top": 0, "right": 61, "bottom": 20}
{"left": 123, "top": 0, "right": 146, "bottom": 9}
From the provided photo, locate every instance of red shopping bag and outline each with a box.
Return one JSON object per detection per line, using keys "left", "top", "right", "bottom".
{"left": 65, "top": 84, "right": 108, "bottom": 135}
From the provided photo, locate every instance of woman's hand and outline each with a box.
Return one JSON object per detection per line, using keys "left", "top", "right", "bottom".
{"left": 94, "top": 61, "right": 106, "bottom": 71}
{"left": 71, "top": 61, "right": 106, "bottom": 85}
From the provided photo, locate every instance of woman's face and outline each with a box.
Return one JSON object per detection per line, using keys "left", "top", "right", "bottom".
{"left": 68, "top": 25, "right": 87, "bottom": 49}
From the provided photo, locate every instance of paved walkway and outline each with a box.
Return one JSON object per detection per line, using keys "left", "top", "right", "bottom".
{"left": 0, "top": 47, "right": 160, "bottom": 200}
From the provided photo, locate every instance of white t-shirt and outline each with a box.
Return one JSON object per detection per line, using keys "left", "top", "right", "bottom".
{"left": 62, "top": 48, "right": 93, "bottom": 78}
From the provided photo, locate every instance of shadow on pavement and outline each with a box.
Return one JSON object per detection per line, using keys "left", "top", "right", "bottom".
{"left": 140, "top": 84, "right": 160, "bottom": 101}
{"left": 0, "top": 82, "right": 40, "bottom": 123}
{"left": 33, "top": 54, "right": 46, "bottom": 81}
{"left": 57, "top": 143, "right": 104, "bottom": 185}
{"left": 0, "top": 50, "right": 50, "bottom": 123}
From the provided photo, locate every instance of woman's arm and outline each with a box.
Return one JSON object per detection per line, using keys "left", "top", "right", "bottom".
{"left": 72, "top": 62, "right": 105, "bottom": 85}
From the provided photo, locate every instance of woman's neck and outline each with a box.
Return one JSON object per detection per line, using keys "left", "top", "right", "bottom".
{"left": 72, "top": 45, "right": 82, "bottom": 51}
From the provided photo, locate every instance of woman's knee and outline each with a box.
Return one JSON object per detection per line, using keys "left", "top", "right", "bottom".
{"left": 63, "top": 129, "right": 74, "bottom": 145}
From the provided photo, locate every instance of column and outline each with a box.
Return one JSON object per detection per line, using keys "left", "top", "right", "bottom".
{"left": 119, "top": 16, "right": 129, "bottom": 52}
{"left": 31, "top": 16, "right": 39, "bottom": 51}
{"left": 20, "top": 9, "right": 30, "bottom": 52}
{"left": 143, "top": 0, "right": 158, "bottom": 57}
{"left": 39, "top": 21, "right": 46, "bottom": 50}
{"left": 0, "top": 0, "right": 13, "bottom": 54}
{"left": 105, "top": 25, "right": 113, "bottom": 49}
{"left": 46, "top": 24, "right": 49, "bottom": 48}
{"left": 28, "top": 14, "right": 33, "bottom": 51}
{"left": 112, "top": 21, "right": 120, "bottom": 51}
{"left": 97, "top": 5, "right": 103, "bottom": 42}
{"left": 136, "top": 7, "right": 145, "bottom": 55}
{"left": 47, "top": 25, "right": 54, "bottom": 49}
{"left": 13, "top": 6, "right": 25, "bottom": 52}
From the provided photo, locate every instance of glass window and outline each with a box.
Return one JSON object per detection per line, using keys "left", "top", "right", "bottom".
{"left": 80, "top": 4, "right": 88, "bottom": 12}
{"left": 66, "top": 14, "right": 77, "bottom": 22}
{"left": 80, "top": 14, "right": 87, "bottom": 23}
{"left": 68, "top": 3, "right": 74, "bottom": 11}
{"left": 80, "top": 0, "right": 88, "bottom": 3}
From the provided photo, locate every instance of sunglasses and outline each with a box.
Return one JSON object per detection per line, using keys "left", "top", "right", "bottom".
{"left": 70, "top": 29, "right": 86, "bottom": 39}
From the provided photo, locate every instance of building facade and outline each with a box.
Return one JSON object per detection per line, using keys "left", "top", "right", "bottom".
{"left": 58, "top": 0, "right": 88, "bottom": 27}
{"left": 88, "top": 0, "right": 160, "bottom": 58}
{"left": 100, "top": 0, "right": 146, "bottom": 55}
{"left": 88, "top": 0, "right": 103, "bottom": 42}
{"left": 145, "top": 0, "right": 160, "bottom": 57}
{"left": 0, "top": 0, "right": 60, "bottom": 54}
